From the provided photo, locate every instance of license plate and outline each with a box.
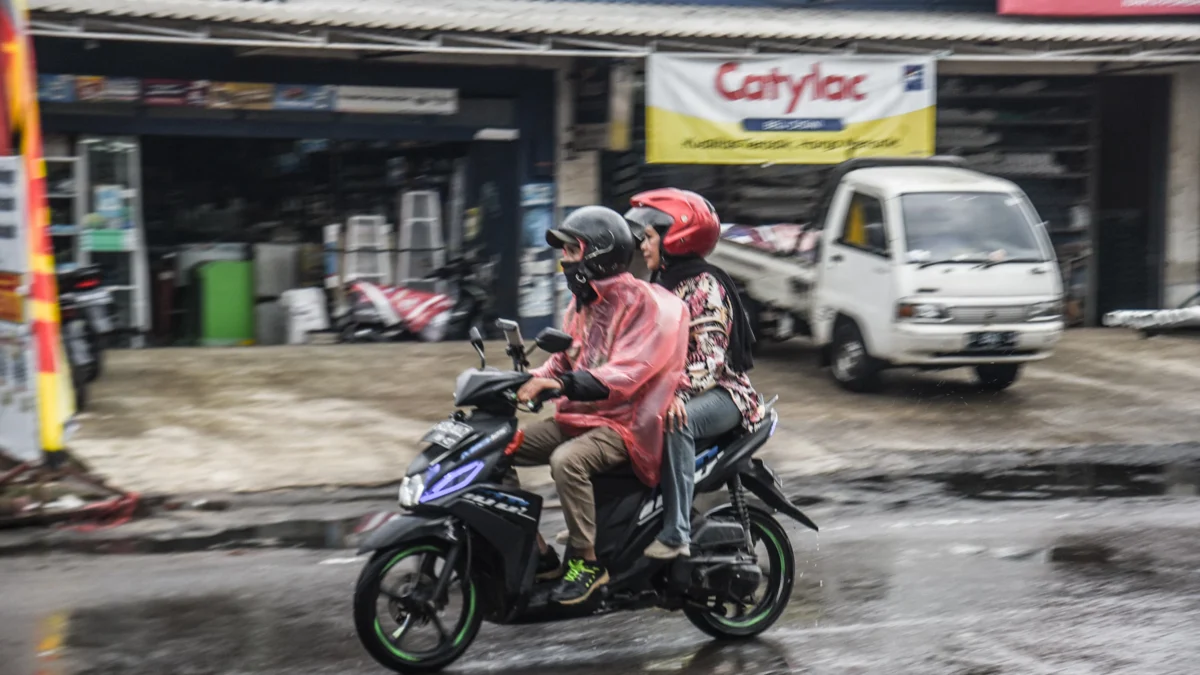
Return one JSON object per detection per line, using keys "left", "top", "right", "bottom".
{"left": 421, "top": 420, "right": 474, "bottom": 448}
{"left": 966, "top": 331, "right": 1017, "bottom": 351}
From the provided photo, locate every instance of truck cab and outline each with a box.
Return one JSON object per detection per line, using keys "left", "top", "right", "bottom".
{"left": 710, "top": 157, "right": 1064, "bottom": 392}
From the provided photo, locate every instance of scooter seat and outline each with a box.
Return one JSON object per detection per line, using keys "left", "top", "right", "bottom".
{"left": 694, "top": 428, "right": 743, "bottom": 454}
{"left": 597, "top": 461, "right": 637, "bottom": 478}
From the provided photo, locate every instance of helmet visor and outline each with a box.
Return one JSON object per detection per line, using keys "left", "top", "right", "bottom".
{"left": 624, "top": 206, "right": 675, "bottom": 230}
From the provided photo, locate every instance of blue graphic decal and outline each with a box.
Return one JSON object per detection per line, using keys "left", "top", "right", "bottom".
{"left": 421, "top": 460, "right": 485, "bottom": 502}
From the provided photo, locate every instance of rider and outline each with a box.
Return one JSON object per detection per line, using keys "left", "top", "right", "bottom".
{"left": 510, "top": 205, "right": 688, "bottom": 605}
{"left": 625, "top": 188, "right": 765, "bottom": 560}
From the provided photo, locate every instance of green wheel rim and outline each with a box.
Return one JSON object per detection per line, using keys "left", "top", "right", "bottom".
{"left": 371, "top": 545, "right": 477, "bottom": 661}
{"left": 712, "top": 522, "right": 786, "bottom": 628}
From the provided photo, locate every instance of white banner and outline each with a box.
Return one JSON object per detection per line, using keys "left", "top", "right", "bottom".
{"left": 0, "top": 157, "right": 40, "bottom": 463}
{"left": 335, "top": 86, "right": 458, "bottom": 115}
{"left": 646, "top": 54, "right": 936, "bottom": 164}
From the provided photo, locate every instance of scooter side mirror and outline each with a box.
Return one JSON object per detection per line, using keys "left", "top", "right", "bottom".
{"left": 535, "top": 328, "right": 573, "bottom": 354}
{"left": 469, "top": 327, "right": 486, "bottom": 368}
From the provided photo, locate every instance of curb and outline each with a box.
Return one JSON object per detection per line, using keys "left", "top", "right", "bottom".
{"left": 4, "top": 443, "right": 1199, "bottom": 558}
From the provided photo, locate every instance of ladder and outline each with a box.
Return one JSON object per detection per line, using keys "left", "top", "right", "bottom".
{"left": 344, "top": 215, "right": 392, "bottom": 286}
{"left": 397, "top": 190, "right": 446, "bottom": 294}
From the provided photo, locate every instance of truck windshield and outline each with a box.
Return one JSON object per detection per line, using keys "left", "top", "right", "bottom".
{"left": 899, "top": 192, "right": 1046, "bottom": 265}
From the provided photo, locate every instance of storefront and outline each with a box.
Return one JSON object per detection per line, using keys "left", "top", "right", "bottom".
{"left": 31, "top": 38, "right": 556, "bottom": 345}
{"left": 26, "top": 0, "right": 1200, "bottom": 334}
{"left": 602, "top": 62, "right": 1174, "bottom": 327}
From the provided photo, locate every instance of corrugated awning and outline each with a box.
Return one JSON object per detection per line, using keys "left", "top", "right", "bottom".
{"left": 28, "top": 0, "right": 1200, "bottom": 60}
{"left": 30, "top": 0, "right": 1200, "bottom": 43}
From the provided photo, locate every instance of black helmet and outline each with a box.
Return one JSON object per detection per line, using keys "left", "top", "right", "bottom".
{"left": 546, "top": 206, "right": 636, "bottom": 279}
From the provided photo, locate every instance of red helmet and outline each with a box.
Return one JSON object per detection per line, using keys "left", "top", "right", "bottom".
{"left": 625, "top": 188, "right": 721, "bottom": 258}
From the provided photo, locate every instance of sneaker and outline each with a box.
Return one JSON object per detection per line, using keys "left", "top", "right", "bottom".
{"left": 644, "top": 539, "right": 691, "bottom": 560}
{"left": 551, "top": 558, "right": 609, "bottom": 606}
{"left": 536, "top": 546, "right": 563, "bottom": 581}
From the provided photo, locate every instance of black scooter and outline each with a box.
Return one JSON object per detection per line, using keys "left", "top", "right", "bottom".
{"left": 353, "top": 319, "right": 818, "bottom": 674}
{"left": 57, "top": 265, "right": 114, "bottom": 384}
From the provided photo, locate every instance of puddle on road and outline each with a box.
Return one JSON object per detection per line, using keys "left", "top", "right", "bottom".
{"left": 60, "top": 594, "right": 361, "bottom": 675}
{"left": 938, "top": 462, "right": 1200, "bottom": 501}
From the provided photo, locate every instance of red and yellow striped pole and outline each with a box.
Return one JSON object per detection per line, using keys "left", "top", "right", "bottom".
{"left": 1, "top": 0, "right": 75, "bottom": 460}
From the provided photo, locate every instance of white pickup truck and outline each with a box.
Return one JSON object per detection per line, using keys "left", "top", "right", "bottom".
{"left": 711, "top": 157, "right": 1065, "bottom": 392}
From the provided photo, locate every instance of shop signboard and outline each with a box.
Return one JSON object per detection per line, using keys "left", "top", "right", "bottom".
{"left": 37, "top": 74, "right": 74, "bottom": 103}
{"left": 273, "top": 84, "right": 335, "bottom": 111}
{"left": 999, "top": 0, "right": 1200, "bottom": 15}
{"left": 39, "top": 76, "right": 460, "bottom": 117}
{"left": 75, "top": 75, "right": 140, "bottom": 102}
{"left": 645, "top": 54, "right": 936, "bottom": 165}
{"left": 142, "top": 79, "right": 193, "bottom": 106}
{"left": 335, "top": 86, "right": 458, "bottom": 115}
{"left": 209, "top": 82, "right": 274, "bottom": 110}
{"left": 185, "top": 80, "right": 210, "bottom": 107}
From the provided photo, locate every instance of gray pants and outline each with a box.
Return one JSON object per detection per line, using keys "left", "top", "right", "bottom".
{"left": 659, "top": 388, "right": 742, "bottom": 547}
{"left": 503, "top": 419, "right": 627, "bottom": 551}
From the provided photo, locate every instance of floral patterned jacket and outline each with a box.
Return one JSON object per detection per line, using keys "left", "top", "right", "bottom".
{"left": 671, "top": 272, "right": 766, "bottom": 430}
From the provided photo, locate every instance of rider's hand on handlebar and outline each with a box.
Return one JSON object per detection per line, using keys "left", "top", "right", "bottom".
{"left": 517, "top": 377, "right": 562, "bottom": 405}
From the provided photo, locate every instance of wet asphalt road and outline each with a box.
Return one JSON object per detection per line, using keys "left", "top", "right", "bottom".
{"left": 4, "top": 492, "right": 1200, "bottom": 675}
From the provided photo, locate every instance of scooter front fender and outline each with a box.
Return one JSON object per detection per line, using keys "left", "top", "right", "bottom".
{"left": 740, "top": 459, "right": 819, "bottom": 532}
{"left": 357, "top": 514, "right": 453, "bottom": 555}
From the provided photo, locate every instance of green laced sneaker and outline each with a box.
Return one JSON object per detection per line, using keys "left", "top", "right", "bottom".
{"left": 550, "top": 557, "right": 609, "bottom": 606}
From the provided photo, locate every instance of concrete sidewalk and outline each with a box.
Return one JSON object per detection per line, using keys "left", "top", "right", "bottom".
{"left": 65, "top": 330, "right": 1200, "bottom": 496}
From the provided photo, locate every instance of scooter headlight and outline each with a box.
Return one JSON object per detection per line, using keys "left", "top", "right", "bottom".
{"left": 398, "top": 475, "right": 425, "bottom": 508}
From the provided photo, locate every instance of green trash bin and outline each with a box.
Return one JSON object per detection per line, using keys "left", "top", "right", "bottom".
{"left": 195, "top": 261, "right": 255, "bottom": 347}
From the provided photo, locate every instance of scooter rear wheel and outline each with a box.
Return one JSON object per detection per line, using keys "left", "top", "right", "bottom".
{"left": 683, "top": 508, "right": 795, "bottom": 640}
{"left": 354, "top": 541, "right": 482, "bottom": 673}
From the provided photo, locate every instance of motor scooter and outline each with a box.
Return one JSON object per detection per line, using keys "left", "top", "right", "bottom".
{"left": 337, "top": 254, "right": 495, "bottom": 343}
{"left": 353, "top": 319, "right": 818, "bottom": 673}
{"left": 57, "top": 265, "right": 114, "bottom": 383}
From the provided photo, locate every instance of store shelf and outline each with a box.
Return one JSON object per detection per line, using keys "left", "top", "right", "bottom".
{"left": 50, "top": 225, "right": 79, "bottom": 236}
{"left": 47, "top": 193, "right": 76, "bottom": 199}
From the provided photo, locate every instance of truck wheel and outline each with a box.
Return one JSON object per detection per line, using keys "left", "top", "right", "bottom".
{"left": 975, "top": 364, "right": 1021, "bottom": 392}
{"left": 830, "top": 321, "right": 881, "bottom": 393}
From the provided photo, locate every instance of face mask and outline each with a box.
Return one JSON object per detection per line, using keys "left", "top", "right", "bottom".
{"left": 562, "top": 261, "right": 599, "bottom": 307}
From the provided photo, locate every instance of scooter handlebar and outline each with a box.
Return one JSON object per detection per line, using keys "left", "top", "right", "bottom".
{"left": 522, "top": 388, "right": 562, "bottom": 414}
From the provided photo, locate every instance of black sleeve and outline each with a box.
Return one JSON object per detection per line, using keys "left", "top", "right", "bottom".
{"left": 558, "top": 370, "right": 611, "bottom": 402}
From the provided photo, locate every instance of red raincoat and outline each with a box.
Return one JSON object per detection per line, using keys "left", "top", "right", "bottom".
{"left": 533, "top": 272, "right": 688, "bottom": 487}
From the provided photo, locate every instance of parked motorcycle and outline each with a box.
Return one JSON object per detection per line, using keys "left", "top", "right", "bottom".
{"left": 337, "top": 254, "right": 495, "bottom": 344}
{"left": 57, "top": 265, "right": 114, "bottom": 384}
{"left": 353, "top": 319, "right": 818, "bottom": 674}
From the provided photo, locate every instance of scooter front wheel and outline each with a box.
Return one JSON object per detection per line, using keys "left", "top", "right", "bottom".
{"left": 354, "top": 541, "right": 482, "bottom": 673}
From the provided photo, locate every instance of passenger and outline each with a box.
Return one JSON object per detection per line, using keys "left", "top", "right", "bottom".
{"left": 625, "top": 189, "right": 766, "bottom": 559}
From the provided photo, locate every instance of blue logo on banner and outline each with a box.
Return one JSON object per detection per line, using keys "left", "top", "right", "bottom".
{"left": 743, "top": 118, "right": 844, "bottom": 132}
{"left": 904, "top": 65, "right": 926, "bottom": 92}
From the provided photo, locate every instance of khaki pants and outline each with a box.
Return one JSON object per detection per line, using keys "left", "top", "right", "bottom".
{"left": 504, "top": 418, "right": 627, "bottom": 551}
